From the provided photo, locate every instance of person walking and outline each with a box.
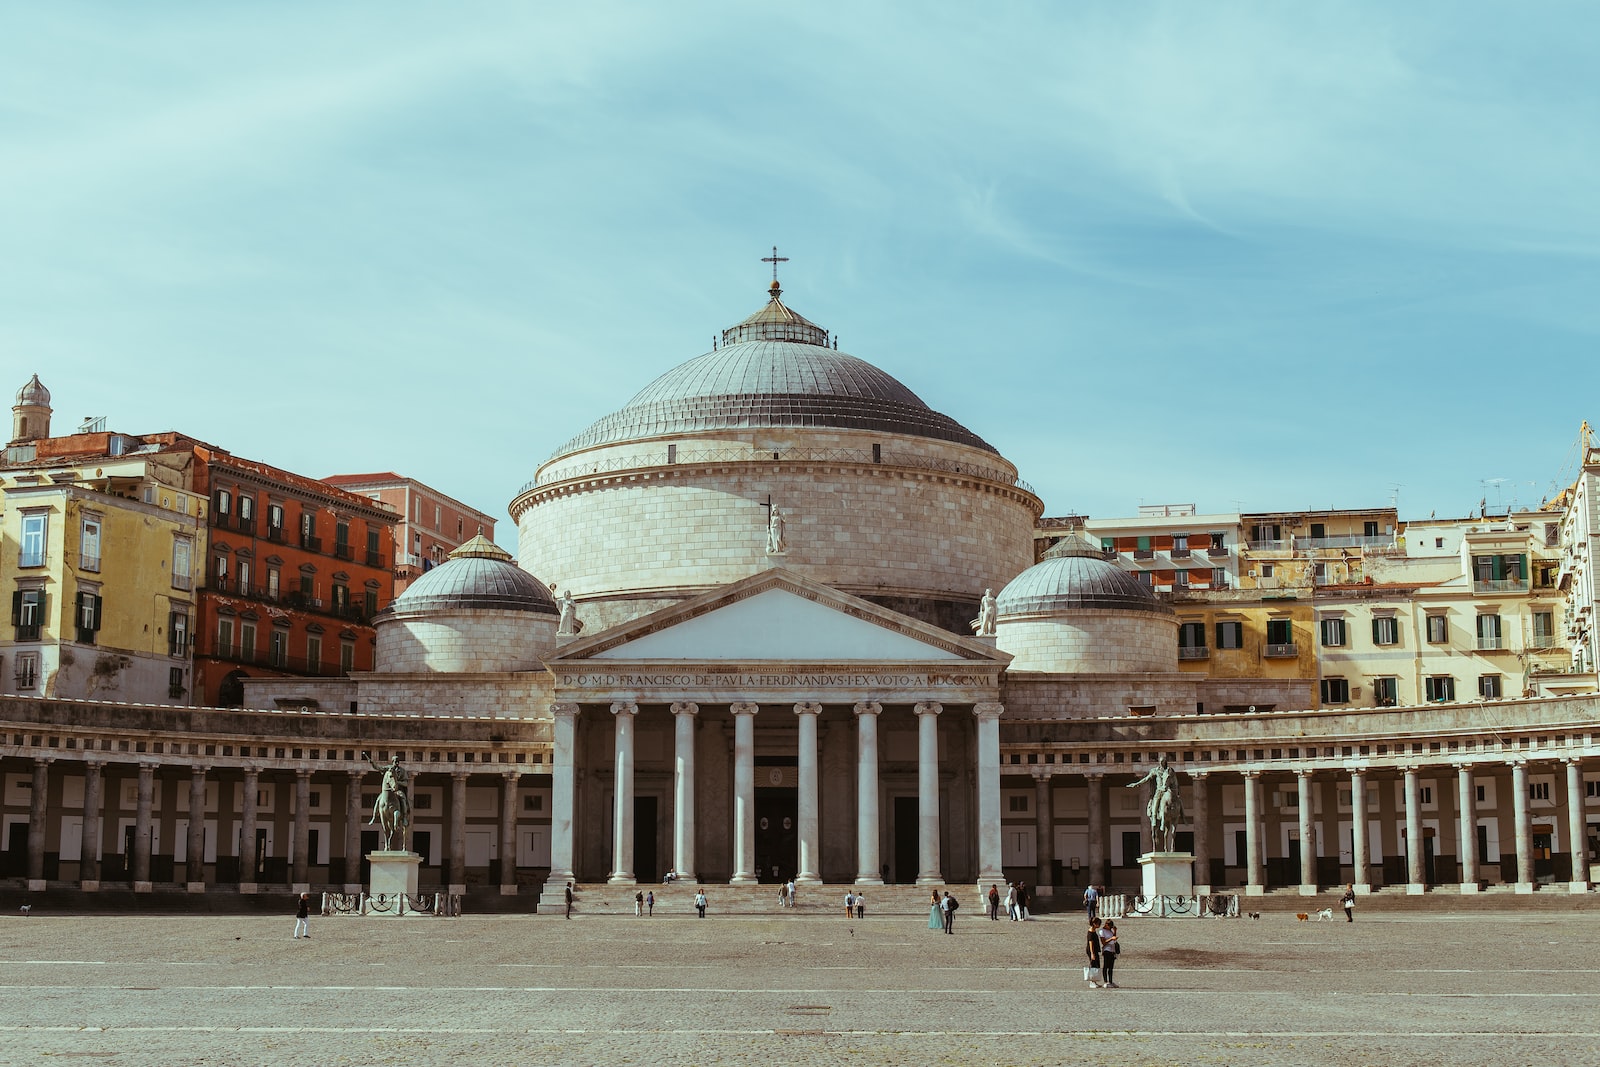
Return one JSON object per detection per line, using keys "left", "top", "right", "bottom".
{"left": 941, "top": 891, "right": 959, "bottom": 934}
{"left": 1084, "top": 883, "right": 1099, "bottom": 921}
{"left": 1004, "top": 882, "right": 1017, "bottom": 921}
{"left": 635, "top": 890, "right": 644, "bottom": 916}
{"left": 1340, "top": 884, "right": 1356, "bottom": 922}
{"left": 565, "top": 881, "right": 574, "bottom": 919}
{"left": 292, "top": 893, "right": 311, "bottom": 940}
{"left": 854, "top": 890, "right": 865, "bottom": 919}
{"left": 844, "top": 890, "right": 855, "bottom": 918}
{"left": 988, "top": 883, "right": 1001, "bottom": 920}
{"left": 694, "top": 890, "right": 708, "bottom": 918}
{"left": 928, "top": 890, "right": 943, "bottom": 931}
{"left": 1018, "top": 882, "right": 1030, "bottom": 921}
{"left": 1098, "top": 919, "right": 1121, "bottom": 988}
{"left": 786, "top": 879, "right": 796, "bottom": 910}
{"left": 1084, "top": 917, "right": 1103, "bottom": 988}
{"left": 646, "top": 891, "right": 655, "bottom": 916}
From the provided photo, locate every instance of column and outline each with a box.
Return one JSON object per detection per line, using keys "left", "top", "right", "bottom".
{"left": 974, "top": 702, "right": 1004, "bottom": 886}
{"left": 291, "top": 768, "right": 310, "bottom": 892}
{"left": 1242, "top": 770, "right": 1263, "bottom": 896}
{"left": 1511, "top": 761, "right": 1533, "bottom": 893}
{"left": 1085, "top": 771, "right": 1106, "bottom": 888}
{"left": 344, "top": 769, "right": 363, "bottom": 894}
{"left": 794, "top": 703, "right": 823, "bottom": 884}
{"left": 547, "top": 704, "right": 579, "bottom": 886}
{"left": 27, "top": 757, "right": 51, "bottom": 891}
{"left": 1456, "top": 764, "right": 1479, "bottom": 893}
{"left": 1566, "top": 758, "right": 1590, "bottom": 893}
{"left": 913, "top": 701, "right": 943, "bottom": 885}
{"left": 1403, "top": 767, "right": 1425, "bottom": 895}
{"left": 609, "top": 702, "right": 639, "bottom": 885}
{"left": 1350, "top": 769, "right": 1371, "bottom": 894}
{"left": 1297, "top": 770, "right": 1317, "bottom": 895}
{"left": 499, "top": 772, "right": 520, "bottom": 896}
{"left": 1190, "top": 772, "right": 1212, "bottom": 893}
{"left": 239, "top": 768, "right": 260, "bottom": 892}
{"left": 1032, "top": 768, "right": 1055, "bottom": 896}
{"left": 729, "top": 703, "right": 758, "bottom": 885}
{"left": 669, "top": 702, "right": 699, "bottom": 884}
{"left": 133, "top": 763, "right": 154, "bottom": 892}
{"left": 853, "top": 701, "right": 883, "bottom": 885}
{"left": 81, "top": 760, "right": 103, "bottom": 891}
{"left": 448, "top": 769, "right": 469, "bottom": 894}
{"left": 188, "top": 766, "right": 209, "bottom": 892}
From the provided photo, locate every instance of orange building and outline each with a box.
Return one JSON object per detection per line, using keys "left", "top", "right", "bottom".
{"left": 322, "top": 472, "right": 496, "bottom": 595}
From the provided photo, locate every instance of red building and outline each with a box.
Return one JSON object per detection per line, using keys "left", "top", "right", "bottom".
{"left": 322, "top": 472, "right": 497, "bottom": 595}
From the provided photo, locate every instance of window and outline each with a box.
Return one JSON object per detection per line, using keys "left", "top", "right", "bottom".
{"left": 215, "top": 489, "right": 231, "bottom": 516}
{"left": 1434, "top": 538, "right": 1445, "bottom": 549}
{"left": 1172, "top": 534, "right": 1189, "bottom": 555}
{"left": 1209, "top": 532, "right": 1227, "bottom": 551}
{"left": 269, "top": 629, "right": 288, "bottom": 668}
{"left": 20, "top": 513, "right": 47, "bottom": 568}
{"left": 1174, "top": 569, "right": 1190, "bottom": 587}
{"left": 363, "top": 590, "right": 378, "bottom": 616}
{"left": 1372, "top": 616, "right": 1399, "bottom": 646}
{"left": 1426, "top": 615, "right": 1449, "bottom": 644}
{"left": 1364, "top": 520, "right": 1380, "bottom": 537}
{"left": 306, "top": 635, "right": 322, "bottom": 671}
{"left": 1216, "top": 621, "right": 1244, "bottom": 649}
{"left": 1179, "top": 622, "right": 1207, "bottom": 648}
{"left": 1533, "top": 611, "right": 1555, "bottom": 644}
{"left": 434, "top": 505, "right": 441, "bottom": 529}
{"left": 240, "top": 622, "right": 257, "bottom": 660}
{"left": 1266, "top": 619, "right": 1293, "bottom": 645}
{"left": 1310, "top": 522, "right": 1326, "bottom": 539}
{"left": 1260, "top": 564, "right": 1275, "bottom": 579}
{"left": 12, "top": 589, "right": 46, "bottom": 641}
{"left": 1320, "top": 678, "right": 1350, "bottom": 704}
{"left": 340, "top": 641, "right": 355, "bottom": 674}
{"left": 168, "top": 667, "right": 185, "bottom": 699}
{"left": 1478, "top": 674, "right": 1502, "bottom": 699}
{"left": 1007, "top": 795, "right": 1029, "bottom": 813}
{"left": 14, "top": 651, "right": 38, "bottom": 690}
{"left": 333, "top": 583, "right": 350, "bottom": 613}
{"left": 236, "top": 559, "right": 251, "bottom": 595}
{"left": 1373, "top": 677, "right": 1398, "bottom": 707}
{"left": 1476, "top": 614, "right": 1503, "bottom": 650}
{"left": 1320, "top": 618, "right": 1347, "bottom": 647}
{"left": 169, "top": 612, "right": 190, "bottom": 656}
{"left": 1425, "top": 676, "right": 1456, "bottom": 702}
{"left": 267, "top": 503, "right": 284, "bottom": 534}
{"left": 75, "top": 590, "right": 103, "bottom": 645}
{"left": 366, "top": 528, "right": 381, "bottom": 566}
{"left": 457, "top": 517, "right": 464, "bottom": 538}
{"left": 238, "top": 494, "right": 253, "bottom": 520}
{"left": 217, "top": 618, "right": 234, "bottom": 654}
{"left": 267, "top": 567, "right": 280, "bottom": 600}
{"left": 335, "top": 521, "right": 351, "bottom": 557}
{"left": 172, "top": 539, "right": 193, "bottom": 591}
{"left": 80, "top": 518, "right": 102, "bottom": 572}
{"left": 1312, "top": 562, "right": 1328, "bottom": 584}
{"left": 1252, "top": 523, "right": 1281, "bottom": 543}
{"left": 1529, "top": 781, "right": 1550, "bottom": 802}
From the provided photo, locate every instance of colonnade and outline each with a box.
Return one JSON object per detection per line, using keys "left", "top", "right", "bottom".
{"left": 548, "top": 699, "right": 1006, "bottom": 887}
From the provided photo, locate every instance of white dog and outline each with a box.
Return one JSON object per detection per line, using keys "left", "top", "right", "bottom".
{"left": 1315, "top": 907, "right": 1334, "bottom": 921}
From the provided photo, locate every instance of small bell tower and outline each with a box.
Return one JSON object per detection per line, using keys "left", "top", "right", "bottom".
{"left": 11, "top": 374, "right": 51, "bottom": 444}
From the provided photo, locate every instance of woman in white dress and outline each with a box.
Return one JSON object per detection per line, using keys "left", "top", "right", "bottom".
{"left": 928, "top": 890, "right": 943, "bottom": 931}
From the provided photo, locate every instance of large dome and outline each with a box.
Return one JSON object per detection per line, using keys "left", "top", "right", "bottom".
{"left": 998, "top": 533, "right": 1173, "bottom": 617}
{"left": 551, "top": 285, "right": 996, "bottom": 457}
{"left": 386, "top": 535, "right": 557, "bottom": 616}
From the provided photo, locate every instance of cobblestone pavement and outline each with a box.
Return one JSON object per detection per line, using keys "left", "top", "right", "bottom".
{"left": 2, "top": 907, "right": 1599, "bottom": 1066}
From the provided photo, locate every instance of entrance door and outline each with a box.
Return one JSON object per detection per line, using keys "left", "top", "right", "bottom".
{"left": 3, "top": 822, "right": 27, "bottom": 877}
{"left": 1533, "top": 825, "right": 1555, "bottom": 880}
{"left": 754, "top": 789, "right": 795, "bottom": 884}
{"left": 893, "top": 796, "right": 919, "bottom": 884}
{"left": 360, "top": 829, "right": 379, "bottom": 884}
{"left": 634, "top": 796, "right": 659, "bottom": 884}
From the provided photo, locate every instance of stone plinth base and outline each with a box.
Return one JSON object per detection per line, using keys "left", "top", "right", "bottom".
{"left": 1354, "top": 882, "right": 1374, "bottom": 895}
{"left": 500, "top": 884, "right": 518, "bottom": 896}
{"left": 343, "top": 883, "right": 363, "bottom": 895}
{"left": 369, "top": 850, "right": 421, "bottom": 900}
{"left": 1406, "top": 882, "right": 1426, "bottom": 896}
{"left": 26, "top": 879, "right": 45, "bottom": 892}
{"left": 1570, "top": 881, "right": 1592, "bottom": 894}
{"left": 239, "top": 882, "right": 259, "bottom": 895}
{"left": 1459, "top": 882, "right": 1481, "bottom": 894}
{"left": 1245, "top": 884, "right": 1266, "bottom": 897}
{"left": 1514, "top": 881, "right": 1535, "bottom": 895}
{"left": 448, "top": 882, "right": 466, "bottom": 896}
{"left": 80, "top": 880, "right": 100, "bottom": 892}
{"left": 1138, "top": 852, "right": 1194, "bottom": 900}
{"left": 134, "top": 881, "right": 153, "bottom": 893}
{"left": 186, "top": 881, "right": 206, "bottom": 894}
{"left": 1299, "top": 883, "right": 1318, "bottom": 896}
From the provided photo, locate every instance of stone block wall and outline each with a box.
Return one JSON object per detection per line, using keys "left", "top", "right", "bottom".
{"left": 376, "top": 610, "right": 556, "bottom": 674}
{"left": 997, "top": 611, "right": 1178, "bottom": 673}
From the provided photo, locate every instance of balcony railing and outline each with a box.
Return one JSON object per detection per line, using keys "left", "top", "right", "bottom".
{"left": 1132, "top": 549, "right": 1154, "bottom": 560}
{"left": 1207, "top": 546, "right": 1229, "bottom": 557}
{"left": 334, "top": 543, "right": 354, "bottom": 561}
{"left": 1476, "top": 637, "right": 1508, "bottom": 651}
{"left": 1305, "top": 534, "right": 1392, "bottom": 549}
{"left": 300, "top": 535, "right": 323, "bottom": 552}
{"left": 1248, "top": 539, "right": 1289, "bottom": 552}
{"left": 265, "top": 526, "right": 286, "bottom": 544}
{"left": 203, "top": 643, "right": 350, "bottom": 677}
{"left": 366, "top": 550, "right": 384, "bottom": 568}
{"left": 80, "top": 554, "right": 101, "bottom": 572}
{"left": 1264, "top": 643, "right": 1299, "bottom": 658}
{"left": 1178, "top": 647, "right": 1209, "bottom": 660}
{"left": 1473, "top": 579, "right": 1527, "bottom": 594}
{"left": 171, "top": 574, "right": 193, "bottom": 591}
{"left": 1170, "top": 548, "right": 1191, "bottom": 559}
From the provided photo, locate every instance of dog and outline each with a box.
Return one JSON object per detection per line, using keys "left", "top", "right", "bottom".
{"left": 1247, "top": 911, "right": 1261, "bottom": 920}
{"left": 1315, "top": 907, "right": 1334, "bottom": 921}
{"left": 19, "top": 905, "right": 30, "bottom": 915}
{"left": 1295, "top": 912, "right": 1310, "bottom": 922}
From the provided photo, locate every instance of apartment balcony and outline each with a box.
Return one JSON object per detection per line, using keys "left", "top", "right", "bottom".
{"left": 1207, "top": 546, "right": 1230, "bottom": 557}
{"left": 366, "top": 550, "right": 384, "bottom": 568}
{"left": 1132, "top": 549, "right": 1155, "bottom": 560}
{"left": 1305, "top": 534, "right": 1392, "bottom": 550}
{"left": 1170, "top": 547, "right": 1191, "bottom": 559}
{"left": 300, "top": 534, "right": 323, "bottom": 552}
{"left": 1476, "top": 637, "right": 1510, "bottom": 651}
{"left": 264, "top": 526, "right": 286, "bottom": 544}
{"left": 203, "top": 643, "right": 349, "bottom": 677}
{"left": 1248, "top": 539, "right": 1290, "bottom": 552}
{"left": 334, "top": 543, "right": 354, "bottom": 562}
{"left": 1473, "top": 579, "right": 1528, "bottom": 594}
{"left": 1178, "top": 647, "right": 1209, "bottom": 661}
{"left": 80, "top": 554, "right": 101, "bottom": 573}
{"left": 1264, "top": 643, "right": 1299, "bottom": 658}
{"left": 171, "top": 575, "right": 193, "bottom": 591}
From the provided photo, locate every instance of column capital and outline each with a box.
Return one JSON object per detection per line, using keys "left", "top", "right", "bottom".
{"left": 1240, "top": 769, "right": 1262, "bottom": 779}
{"left": 1505, "top": 757, "right": 1528, "bottom": 769}
{"left": 1029, "top": 766, "right": 1054, "bottom": 782}
{"left": 1561, "top": 755, "right": 1584, "bottom": 766}
{"left": 346, "top": 767, "right": 364, "bottom": 780}
{"left": 972, "top": 701, "right": 1004, "bottom": 721}
{"left": 729, "top": 702, "right": 759, "bottom": 717}
{"left": 670, "top": 701, "right": 700, "bottom": 717}
{"left": 1294, "top": 767, "right": 1315, "bottom": 779}
{"left": 913, "top": 700, "right": 943, "bottom": 718}
{"left": 242, "top": 766, "right": 260, "bottom": 780}
{"left": 1080, "top": 767, "right": 1108, "bottom": 780}
{"left": 853, "top": 701, "right": 882, "bottom": 718}
{"left": 84, "top": 757, "right": 106, "bottom": 771}
{"left": 502, "top": 769, "right": 521, "bottom": 784}
{"left": 611, "top": 701, "right": 639, "bottom": 717}
{"left": 450, "top": 767, "right": 471, "bottom": 780}
{"left": 551, "top": 702, "right": 581, "bottom": 720}
{"left": 293, "top": 767, "right": 311, "bottom": 781}
{"left": 1188, "top": 769, "right": 1210, "bottom": 780}
{"left": 793, "top": 702, "right": 823, "bottom": 717}
{"left": 32, "top": 754, "right": 55, "bottom": 767}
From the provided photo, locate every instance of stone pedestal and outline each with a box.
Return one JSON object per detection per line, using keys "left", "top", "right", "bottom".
{"left": 134, "top": 881, "right": 153, "bottom": 893}
{"left": 1138, "top": 851, "right": 1194, "bottom": 900}
{"left": 369, "top": 851, "right": 421, "bottom": 900}
{"left": 187, "top": 881, "right": 207, "bottom": 894}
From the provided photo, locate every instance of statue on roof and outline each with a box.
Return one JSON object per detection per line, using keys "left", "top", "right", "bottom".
{"left": 971, "top": 589, "right": 997, "bottom": 637}
{"left": 557, "top": 590, "right": 583, "bottom": 636}
{"left": 766, "top": 506, "right": 787, "bottom": 555}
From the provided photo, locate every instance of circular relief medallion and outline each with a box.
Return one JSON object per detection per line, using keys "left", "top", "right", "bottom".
{"left": 767, "top": 768, "right": 783, "bottom": 785}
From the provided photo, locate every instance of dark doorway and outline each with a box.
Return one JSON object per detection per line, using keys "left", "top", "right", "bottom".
{"left": 634, "top": 795, "right": 659, "bottom": 883}
{"left": 2, "top": 822, "right": 28, "bottom": 877}
{"left": 360, "top": 829, "right": 379, "bottom": 884}
{"left": 754, "top": 789, "right": 795, "bottom": 884}
{"left": 893, "top": 796, "right": 919, "bottom": 884}
{"left": 1121, "top": 831, "right": 1141, "bottom": 868}
{"left": 1174, "top": 831, "right": 1194, "bottom": 854}
{"left": 252, "top": 828, "right": 268, "bottom": 882}
{"left": 413, "top": 831, "right": 432, "bottom": 870}
{"left": 1533, "top": 826, "right": 1554, "bottom": 880}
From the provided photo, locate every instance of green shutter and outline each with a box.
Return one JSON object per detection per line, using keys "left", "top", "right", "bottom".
{"left": 91, "top": 595, "right": 103, "bottom": 631}
{"left": 10, "top": 591, "right": 20, "bottom": 626}
{"left": 1137, "top": 536, "right": 1151, "bottom": 551}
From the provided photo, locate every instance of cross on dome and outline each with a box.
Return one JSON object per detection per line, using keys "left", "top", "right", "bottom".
{"left": 761, "top": 245, "right": 789, "bottom": 297}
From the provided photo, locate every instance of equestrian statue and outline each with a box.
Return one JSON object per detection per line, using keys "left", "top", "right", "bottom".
{"left": 1126, "top": 753, "right": 1186, "bottom": 853}
{"left": 363, "top": 750, "right": 412, "bottom": 852}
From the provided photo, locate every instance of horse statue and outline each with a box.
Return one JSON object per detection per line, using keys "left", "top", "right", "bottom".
{"left": 1127, "top": 754, "right": 1185, "bottom": 853}
{"left": 363, "top": 751, "right": 412, "bottom": 852}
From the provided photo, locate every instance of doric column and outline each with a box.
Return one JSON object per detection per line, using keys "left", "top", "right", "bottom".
{"left": 609, "top": 702, "right": 639, "bottom": 885}
{"left": 794, "top": 702, "right": 823, "bottom": 884}
{"left": 1190, "top": 771, "right": 1212, "bottom": 893}
{"left": 81, "top": 760, "right": 104, "bottom": 891}
{"left": 974, "top": 702, "right": 1004, "bottom": 885}
{"left": 189, "top": 766, "right": 210, "bottom": 892}
{"left": 1403, "top": 767, "right": 1425, "bottom": 894}
{"left": 27, "top": 757, "right": 51, "bottom": 890}
{"left": 1456, "top": 763, "right": 1479, "bottom": 894}
{"left": 344, "top": 769, "right": 363, "bottom": 894}
{"left": 1566, "top": 758, "right": 1590, "bottom": 893}
{"left": 1085, "top": 770, "right": 1106, "bottom": 887}
{"left": 291, "top": 768, "right": 310, "bottom": 892}
{"left": 913, "top": 701, "right": 943, "bottom": 885}
{"left": 1032, "top": 767, "right": 1055, "bottom": 895}
{"left": 853, "top": 702, "right": 884, "bottom": 885}
{"left": 1242, "top": 770, "right": 1264, "bottom": 896}
{"left": 547, "top": 704, "right": 579, "bottom": 886}
{"left": 1297, "top": 770, "right": 1317, "bottom": 895}
{"left": 670, "top": 702, "right": 699, "bottom": 884}
{"left": 133, "top": 763, "right": 155, "bottom": 892}
{"left": 239, "top": 767, "right": 260, "bottom": 892}
{"left": 499, "top": 771, "right": 519, "bottom": 895}
{"left": 1511, "top": 760, "right": 1533, "bottom": 893}
{"left": 448, "top": 769, "right": 469, "bottom": 894}
{"left": 1350, "top": 768, "right": 1371, "bottom": 894}
{"left": 729, "top": 703, "right": 759, "bottom": 884}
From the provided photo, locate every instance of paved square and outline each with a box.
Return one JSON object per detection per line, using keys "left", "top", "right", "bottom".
{"left": 2, "top": 907, "right": 1598, "bottom": 1065}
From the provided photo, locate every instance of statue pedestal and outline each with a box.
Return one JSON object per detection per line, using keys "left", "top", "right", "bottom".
{"left": 1139, "top": 851, "right": 1195, "bottom": 900}
{"left": 368, "top": 851, "right": 421, "bottom": 900}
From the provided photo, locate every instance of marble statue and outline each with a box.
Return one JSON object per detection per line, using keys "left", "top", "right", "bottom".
{"left": 971, "top": 588, "right": 997, "bottom": 636}
{"left": 557, "top": 590, "right": 583, "bottom": 636}
{"left": 766, "top": 506, "right": 787, "bottom": 554}
{"left": 363, "top": 750, "right": 412, "bottom": 851}
{"left": 1126, "top": 753, "right": 1184, "bottom": 852}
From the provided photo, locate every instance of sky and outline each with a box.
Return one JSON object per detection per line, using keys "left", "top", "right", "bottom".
{"left": 3, "top": 2, "right": 1598, "bottom": 547}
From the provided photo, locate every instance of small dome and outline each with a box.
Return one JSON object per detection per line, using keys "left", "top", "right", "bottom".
{"left": 997, "top": 533, "right": 1173, "bottom": 616}
{"left": 15, "top": 374, "right": 49, "bottom": 406}
{"left": 386, "top": 535, "right": 557, "bottom": 615}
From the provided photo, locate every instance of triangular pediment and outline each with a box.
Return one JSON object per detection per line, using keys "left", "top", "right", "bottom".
{"left": 551, "top": 568, "right": 1008, "bottom": 665}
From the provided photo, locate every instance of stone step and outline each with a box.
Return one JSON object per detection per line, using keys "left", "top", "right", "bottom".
{"left": 544, "top": 882, "right": 984, "bottom": 917}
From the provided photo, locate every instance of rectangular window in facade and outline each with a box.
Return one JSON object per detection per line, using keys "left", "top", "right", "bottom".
{"left": 172, "top": 538, "right": 193, "bottom": 591}
{"left": 75, "top": 590, "right": 103, "bottom": 645}
{"left": 168, "top": 666, "right": 186, "bottom": 699}
{"left": 1320, "top": 618, "right": 1347, "bottom": 647}
{"left": 340, "top": 641, "right": 355, "bottom": 674}
{"left": 80, "top": 518, "right": 102, "bottom": 572}
{"left": 169, "top": 612, "right": 190, "bottom": 656}
{"left": 1373, "top": 677, "right": 1398, "bottom": 706}
{"left": 1320, "top": 678, "right": 1350, "bottom": 704}
{"left": 12, "top": 589, "right": 46, "bottom": 641}
{"left": 1478, "top": 674, "right": 1502, "bottom": 699}
{"left": 15, "top": 651, "right": 39, "bottom": 690}
{"left": 20, "top": 513, "right": 47, "bottom": 568}
{"left": 217, "top": 618, "right": 234, "bottom": 656}
{"left": 1426, "top": 615, "right": 1449, "bottom": 644}
{"left": 269, "top": 629, "right": 288, "bottom": 668}
{"left": 1532, "top": 611, "right": 1555, "bottom": 644}
{"left": 1266, "top": 619, "right": 1293, "bottom": 645}
{"left": 1476, "top": 613, "right": 1503, "bottom": 650}
{"left": 240, "top": 622, "right": 257, "bottom": 661}
{"left": 307, "top": 635, "right": 322, "bottom": 672}
{"left": 1425, "top": 676, "right": 1456, "bottom": 702}
{"left": 1371, "top": 616, "right": 1399, "bottom": 646}
{"left": 215, "top": 489, "right": 231, "bottom": 516}
{"left": 1215, "top": 621, "right": 1244, "bottom": 649}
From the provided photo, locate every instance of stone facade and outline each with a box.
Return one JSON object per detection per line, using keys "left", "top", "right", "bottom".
{"left": 998, "top": 611, "right": 1177, "bottom": 674}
